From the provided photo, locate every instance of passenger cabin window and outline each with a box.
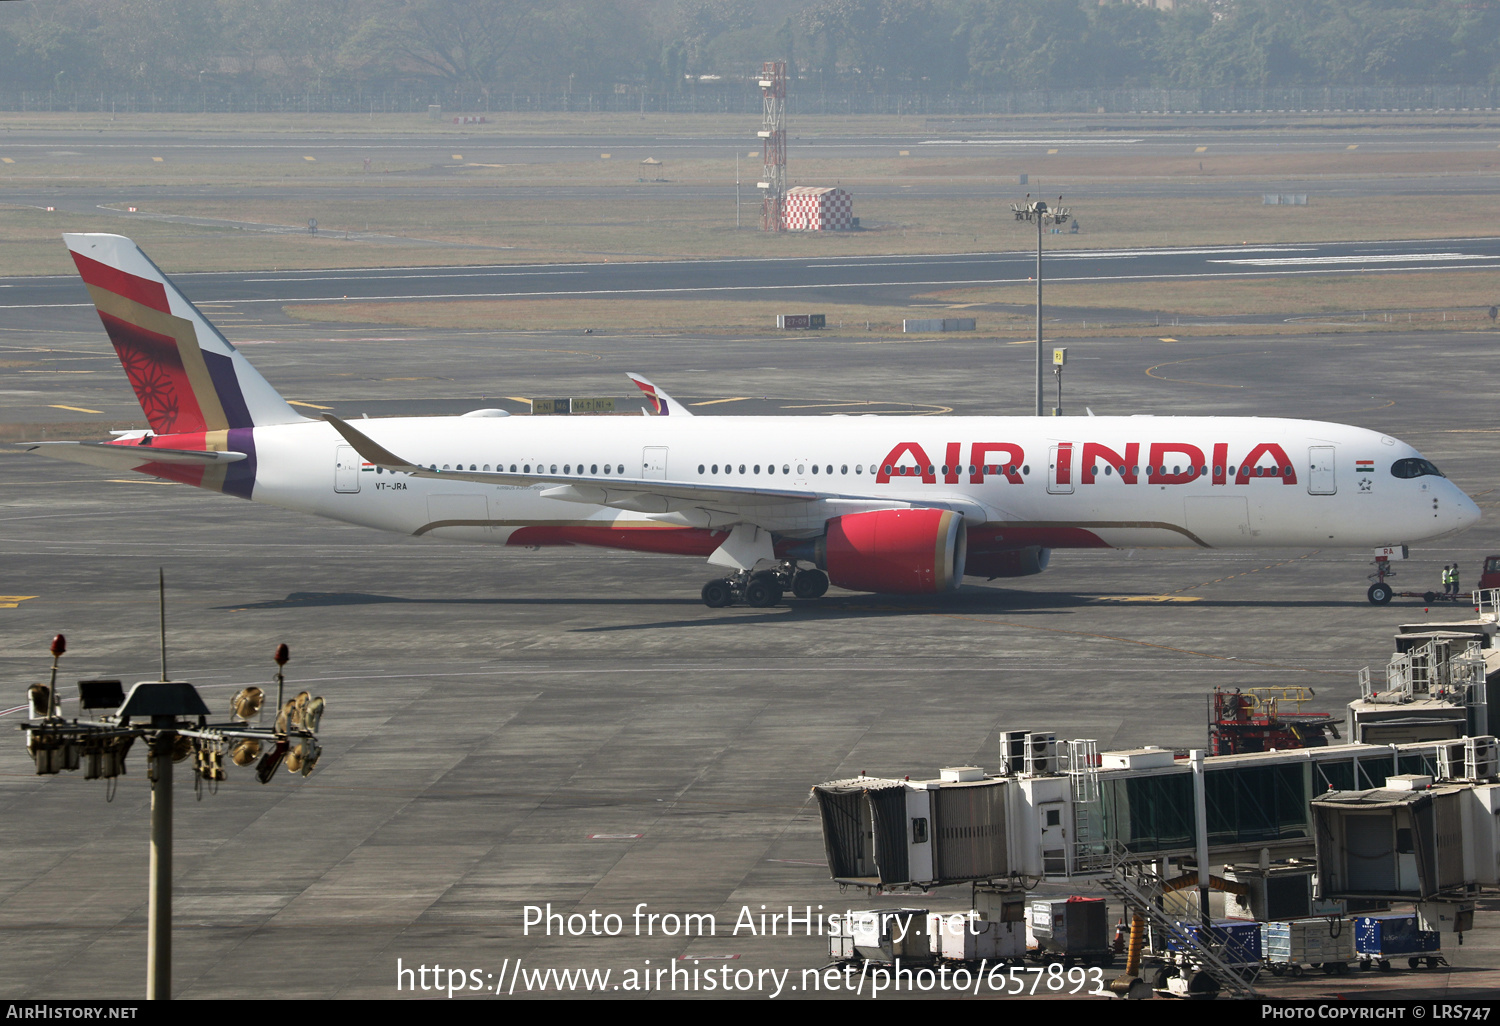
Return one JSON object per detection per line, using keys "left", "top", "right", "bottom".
{"left": 1392, "top": 458, "right": 1445, "bottom": 479}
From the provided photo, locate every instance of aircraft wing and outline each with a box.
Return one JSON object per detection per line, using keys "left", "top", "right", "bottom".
{"left": 23, "top": 441, "right": 247, "bottom": 472}
{"left": 323, "top": 414, "right": 992, "bottom": 523}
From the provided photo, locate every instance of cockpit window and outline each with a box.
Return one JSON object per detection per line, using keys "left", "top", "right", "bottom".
{"left": 1391, "top": 458, "right": 1445, "bottom": 479}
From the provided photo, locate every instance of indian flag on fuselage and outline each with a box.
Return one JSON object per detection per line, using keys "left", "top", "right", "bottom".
{"left": 1356, "top": 459, "right": 1375, "bottom": 474}
{"left": 63, "top": 233, "right": 306, "bottom": 497}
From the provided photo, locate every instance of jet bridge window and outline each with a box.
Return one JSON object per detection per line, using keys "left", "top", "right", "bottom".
{"left": 1392, "top": 458, "right": 1445, "bottom": 479}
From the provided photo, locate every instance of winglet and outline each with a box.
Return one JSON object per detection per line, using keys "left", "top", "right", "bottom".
{"left": 627, "top": 373, "right": 694, "bottom": 416}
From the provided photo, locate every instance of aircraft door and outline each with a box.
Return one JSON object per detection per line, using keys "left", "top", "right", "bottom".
{"left": 1046, "top": 444, "right": 1074, "bottom": 494}
{"left": 642, "top": 447, "right": 668, "bottom": 480}
{"left": 1308, "top": 446, "right": 1336, "bottom": 495}
{"left": 334, "top": 446, "right": 361, "bottom": 493}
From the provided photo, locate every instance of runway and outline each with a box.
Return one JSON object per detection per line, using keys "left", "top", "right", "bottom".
{"left": 6, "top": 237, "right": 1500, "bottom": 315}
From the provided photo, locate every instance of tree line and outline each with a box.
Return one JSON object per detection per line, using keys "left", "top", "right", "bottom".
{"left": 2, "top": 0, "right": 1497, "bottom": 100}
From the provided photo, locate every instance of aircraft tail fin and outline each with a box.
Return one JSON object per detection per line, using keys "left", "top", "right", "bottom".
{"left": 627, "top": 373, "right": 694, "bottom": 416}
{"left": 63, "top": 233, "right": 305, "bottom": 435}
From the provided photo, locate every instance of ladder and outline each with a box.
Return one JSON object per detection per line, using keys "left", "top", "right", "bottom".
{"left": 1097, "top": 841, "right": 1259, "bottom": 999}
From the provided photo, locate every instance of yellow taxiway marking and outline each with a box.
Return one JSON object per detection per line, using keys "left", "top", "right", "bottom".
{"left": 1046, "top": 148, "right": 1059, "bottom": 154}
{"left": 151, "top": 156, "right": 163, "bottom": 162}
{"left": 1158, "top": 337, "right": 1178, "bottom": 342}
{"left": 504, "top": 396, "right": 534, "bottom": 406}
{"left": 1195, "top": 146, "right": 1208, "bottom": 153}
{"left": 48, "top": 404, "right": 103, "bottom": 414}
{"left": 690, "top": 397, "right": 751, "bottom": 407}
{"left": 1347, "top": 144, "right": 1358, "bottom": 151}
{"left": 1, "top": 158, "right": 13, "bottom": 164}
{"left": 1145, "top": 352, "right": 1253, "bottom": 389}
{"left": 106, "top": 479, "right": 174, "bottom": 485}
{"left": 600, "top": 153, "right": 611, "bottom": 159}
{"left": 899, "top": 150, "right": 910, "bottom": 156}
{"left": 0, "top": 596, "right": 37, "bottom": 608}
{"left": 451, "top": 154, "right": 463, "bottom": 161}
{"left": 1095, "top": 595, "right": 1202, "bottom": 603}
{"left": 304, "top": 155, "right": 317, "bottom": 162}
{"left": 287, "top": 400, "right": 333, "bottom": 410}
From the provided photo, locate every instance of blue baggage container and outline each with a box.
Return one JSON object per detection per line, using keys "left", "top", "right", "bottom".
{"left": 1354, "top": 914, "right": 1441, "bottom": 958}
{"left": 1169, "top": 919, "right": 1262, "bottom": 967}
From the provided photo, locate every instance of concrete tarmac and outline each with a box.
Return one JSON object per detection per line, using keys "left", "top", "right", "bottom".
{"left": 0, "top": 309, "right": 1497, "bottom": 999}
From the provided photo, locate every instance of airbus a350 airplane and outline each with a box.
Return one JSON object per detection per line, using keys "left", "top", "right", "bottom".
{"left": 27, "top": 234, "right": 1481, "bottom": 607}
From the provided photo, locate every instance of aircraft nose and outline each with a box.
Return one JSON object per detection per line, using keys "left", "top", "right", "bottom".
{"left": 1456, "top": 488, "right": 1482, "bottom": 531}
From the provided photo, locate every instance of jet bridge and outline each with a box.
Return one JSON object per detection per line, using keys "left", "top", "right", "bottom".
{"left": 811, "top": 733, "right": 1500, "bottom": 891}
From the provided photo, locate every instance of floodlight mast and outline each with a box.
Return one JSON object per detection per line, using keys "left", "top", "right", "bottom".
{"left": 147, "top": 730, "right": 172, "bottom": 999}
{"left": 16, "top": 626, "right": 324, "bottom": 1001}
{"left": 1011, "top": 197, "right": 1071, "bottom": 416}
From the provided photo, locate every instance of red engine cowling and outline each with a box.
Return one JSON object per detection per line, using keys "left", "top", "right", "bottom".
{"left": 818, "top": 508, "right": 967, "bottom": 594}
{"left": 964, "top": 546, "right": 1051, "bottom": 579}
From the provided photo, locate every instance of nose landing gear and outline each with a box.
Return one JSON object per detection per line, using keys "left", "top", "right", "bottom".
{"left": 700, "top": 562, "right": 830, "bottom": 608}
{"left": 1367, "top": 556, "right": 1395, "bottom": 605}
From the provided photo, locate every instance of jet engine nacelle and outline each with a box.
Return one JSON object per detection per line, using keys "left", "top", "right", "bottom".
{"left": 964, "top": 545, "right": 1051, "bottom": 579}
{"left": 816, "top": 508, "right": 968, "bottom": 594}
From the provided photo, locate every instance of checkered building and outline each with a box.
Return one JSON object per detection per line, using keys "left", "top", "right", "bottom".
{"left": 782, "top": 187, "right": 854, "bottom": 231}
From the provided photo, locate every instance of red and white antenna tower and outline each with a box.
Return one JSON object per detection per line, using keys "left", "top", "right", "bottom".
{"left": 757, "top": 60, "right": 787, "bottom": 232}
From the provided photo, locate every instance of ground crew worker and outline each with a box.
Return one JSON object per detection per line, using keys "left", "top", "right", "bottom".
{"left": 1451, "top": 564, "right": 1461, "bottom": 596}
{"left": 1442, "top": 565, "right": 1452, "bottom": 596}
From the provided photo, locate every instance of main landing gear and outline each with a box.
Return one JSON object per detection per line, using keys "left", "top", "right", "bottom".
{"left": 701, "top": 562, "right": 829, "bottom": 608}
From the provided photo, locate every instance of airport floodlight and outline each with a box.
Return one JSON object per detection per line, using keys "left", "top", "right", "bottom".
{"left": 230, "top": 686, "right": 264, "bottom": 721}
{"left": 1011, "top": 197, "right": 1072, "bottom": 416}
{"left": 15, "top": 619, "right": 327, "bottom": 1001}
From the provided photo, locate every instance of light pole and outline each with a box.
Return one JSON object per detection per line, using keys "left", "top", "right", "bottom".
{"left": 18, "top": 625, "right": 325, "bottom": 999}
{"left": 1012, "top": 197, "right": 1071, "bottom": 416}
